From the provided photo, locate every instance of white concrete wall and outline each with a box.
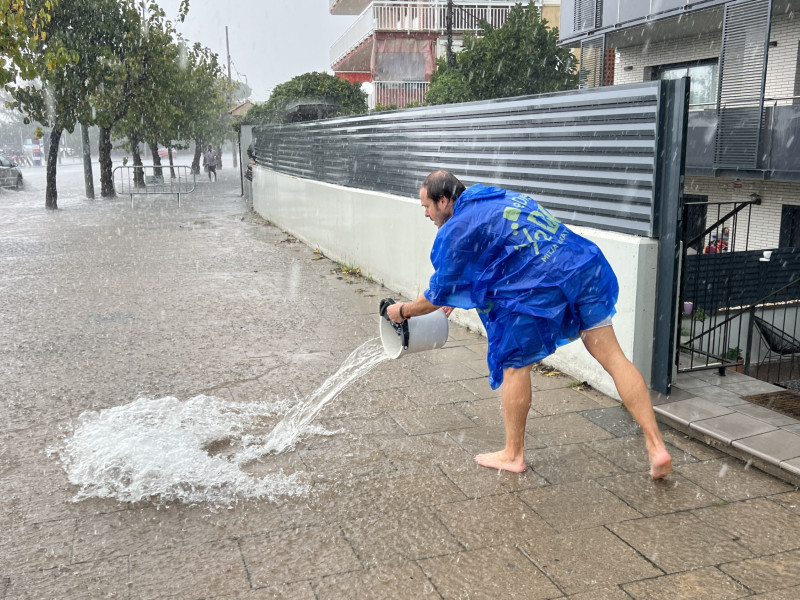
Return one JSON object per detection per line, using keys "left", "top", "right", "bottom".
{"left": 252, "top": 167, "right": 660, "bottom": 398}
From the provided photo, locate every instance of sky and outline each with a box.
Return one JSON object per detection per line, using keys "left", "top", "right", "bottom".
{"left": 158, "top": 0, "right": 358, "bottom": 102}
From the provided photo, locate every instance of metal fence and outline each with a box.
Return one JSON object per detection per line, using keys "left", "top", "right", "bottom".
{"left": 112, "top": 165, "right": 196, "bottom": 208}
{"left": 252, "top": 80, "right": 685, "bottom": 237}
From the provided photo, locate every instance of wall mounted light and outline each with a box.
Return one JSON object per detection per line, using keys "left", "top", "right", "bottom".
{"left": 769, "top": 40, "right": 778, "bottom": 47}
{"left": 750, "top": 192, "right": 762, "bottom": 204}
{"left": 623, "top": 66, "right": 634, "bottom": 71}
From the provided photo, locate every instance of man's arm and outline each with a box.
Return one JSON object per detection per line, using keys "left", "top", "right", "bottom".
{"left": 386, "top": 294, "right": 443, "bottom": 323}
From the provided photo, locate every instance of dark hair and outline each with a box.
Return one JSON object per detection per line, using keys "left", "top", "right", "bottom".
{"left": 422, "top": 170, "right": 465, "bottom": 203}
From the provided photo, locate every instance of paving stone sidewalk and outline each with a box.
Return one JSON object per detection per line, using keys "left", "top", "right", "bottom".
{"left": 1, "top": 167, "right": 799, "bottom": 599}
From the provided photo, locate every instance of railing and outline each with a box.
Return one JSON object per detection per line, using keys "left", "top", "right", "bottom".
{"left": 369, "top": 81, "right": 429, "bottom": 108}
{"left": 331, "top": 1, "right": 516, "bottom": 67}
{"left": 685, "top": 99, "right": 800, "bottom": 178}
{"left": 678, "top": 198, "right": 761, "bottom": 374}
{"left": 743, "top": 280, "right": 800, "bottom": 385}
{"left": 112, "top": 165, "right": 196, "bottom": 208}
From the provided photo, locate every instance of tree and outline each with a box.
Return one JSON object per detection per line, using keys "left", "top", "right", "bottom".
{"left": 246, "top": 71, "right": 367, "bottom": 124}
{"left": 426, "top": 1, "right": 578, "bottom": 105}
{"left": 115, "top": 16, "right": 184, "bottom": 184}
{"left": 0, "top": 0, "right": 65, "bottom": 87}
{"left": 7, "top": 0, "right": 122, "bottom": 208}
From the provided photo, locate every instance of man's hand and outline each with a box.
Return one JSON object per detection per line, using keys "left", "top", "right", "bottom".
{"left": 387, "top": 303, "right": 404, "bottom": 323}
{"left": 443, "top": 307, "right": 454, "bottom": 317}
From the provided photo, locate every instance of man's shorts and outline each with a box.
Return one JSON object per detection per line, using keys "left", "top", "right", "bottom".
{"left": 582, "top": 315, "right": 613, "bottom": 331}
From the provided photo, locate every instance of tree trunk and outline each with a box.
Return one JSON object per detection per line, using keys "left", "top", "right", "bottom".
{"left": 191, "top": 140, "right": 202, "bottom": 174}
{"left": 231, "top": 138, "right": 237, "bottom": 169}
{"left": 80, "top": 123, "right": 94, "bottom": 199}
{"left": 99, "top": 126, "right": 115, "bottom": 197}
{"left": 45, "top": 127, "right": 63, "bottom": 210}
{"left": 167, "top": 145, "right": 176, "bottom": 179}
{"left": 215, "top": 145, "right": 222, "bottom": 169}
{"left": 130, "top": 134, "right": 145, "bottom": 188}
{"left": 149, "top": 142, "right": 163, "bottom": 180}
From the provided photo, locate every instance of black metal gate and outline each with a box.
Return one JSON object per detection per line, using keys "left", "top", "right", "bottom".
{"left": 677, "top": 194, "right": 764, "bottom": 374}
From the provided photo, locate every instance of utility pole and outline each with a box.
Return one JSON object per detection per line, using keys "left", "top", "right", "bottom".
{"left": 446, "top": 0, "right": 455, "bottom": 67}
{"left": 225, "top": 25, "right": 237, "bottom": 169}
{"left": 225, "top": 26, "right": 232, "bottom": 82}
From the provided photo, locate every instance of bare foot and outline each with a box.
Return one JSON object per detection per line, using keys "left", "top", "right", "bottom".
{"left": 475, "top": 450, "right": 527, "bottom": 473}
{"left": 649, "top": 447, "right": 673, "bottom": 480}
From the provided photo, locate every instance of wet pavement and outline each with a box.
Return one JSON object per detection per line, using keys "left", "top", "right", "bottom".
{"left": 2, "top": 163, "right": 800, "bottom": 599}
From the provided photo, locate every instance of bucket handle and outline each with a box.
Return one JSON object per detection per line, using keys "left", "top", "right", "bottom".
{"left": 379, "top": 298, "right": 410, "bottom": 350}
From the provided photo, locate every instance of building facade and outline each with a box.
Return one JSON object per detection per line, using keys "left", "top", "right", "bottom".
{"left": 330, "top": 0, "right": 562, "bottom": 108}
{"left": 559, "top": 0, "right": 800, "bottom": 251}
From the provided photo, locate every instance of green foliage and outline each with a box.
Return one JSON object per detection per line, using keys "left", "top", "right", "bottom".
{"left": 694, "top": 308, "right": 707, "bottom": 323}
{"left": 0, "top": 0, "right": 72, "bottom": 87}
{"left": 245, "top": 71, "right": 367, "bottom": 124}
{"left": 725, "top": 347, "right": 742, "bottom": 360}
{"left": 426, "top": 1, "right": 578, "bottom": 105}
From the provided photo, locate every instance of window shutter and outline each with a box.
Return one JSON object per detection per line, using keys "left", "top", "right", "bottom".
{"left": 574, "top": 0, "right": 601, "bottom": 32}
{"left": 579, "top": 35, "right": 605, "bottom": 89}
{"left": 714, "top": 0, "right": 772, "bottom": 168}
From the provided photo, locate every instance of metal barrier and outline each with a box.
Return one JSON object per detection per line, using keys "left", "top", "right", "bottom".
{"left": 112, "top": 165, "right": 196, "bottom": 207}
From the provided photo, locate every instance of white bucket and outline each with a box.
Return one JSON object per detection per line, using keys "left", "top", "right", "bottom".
{"left": 380, "top": 308, "right": 449, "bottom": 359}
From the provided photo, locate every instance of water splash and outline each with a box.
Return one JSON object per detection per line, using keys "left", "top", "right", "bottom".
{"left": 55, "top": 395, "right": 306, "bottom": 505}
{"left": 54, "top": 338, "right": 389, "bottom": 505}
{"left": 241, "top": 338, "right": 390, "bottom": 458}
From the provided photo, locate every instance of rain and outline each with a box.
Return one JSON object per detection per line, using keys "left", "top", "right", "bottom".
{"left": 2, "top": 0, "right": 800, "bottom": 598}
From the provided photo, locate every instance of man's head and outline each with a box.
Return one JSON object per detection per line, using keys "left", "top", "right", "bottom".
{"left": 419, "top": 170, "right": 465, "bottom": 228}
{"left": 207, "top": 145, "right": 212, "bottom": 151}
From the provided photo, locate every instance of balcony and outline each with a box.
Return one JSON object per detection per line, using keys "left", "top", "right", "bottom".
{"left": 330, "top": 0, "right": 371, "bottom": 16}
{"left": 368, "top": 81, "right": 430, "bottom": 109}
{"left": 686, "top": 98, "right": 800, "bottom": 180}
{"left": 331, "top": 1, "right": 517, "bottom": 70}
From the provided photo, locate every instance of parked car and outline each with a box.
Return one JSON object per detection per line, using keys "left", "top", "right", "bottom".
{"left": 0, "top": 155, "right": 23, "bottom": 190}
{"left": 157, "top": 147, "right": 176, "bottom": 160}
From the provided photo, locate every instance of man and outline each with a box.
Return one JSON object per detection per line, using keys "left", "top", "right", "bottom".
{"left": 203, "top": 145, "right": 217, "bottom": 182}
{"left": 386, "top": 170, "right": 672, "bottom": 480}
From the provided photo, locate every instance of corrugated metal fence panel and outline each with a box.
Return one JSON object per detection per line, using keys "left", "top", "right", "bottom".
{"left": 253, "top": 82, "right": 668, "bottom": 236}
{"left": 714, "top": 0, "right": 771, "bottom": 169}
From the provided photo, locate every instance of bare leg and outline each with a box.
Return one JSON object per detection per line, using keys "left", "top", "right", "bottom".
{"left": 475, "top": 364, "right": 531, "bottom": 472}
{"left": 581, "top": 325, "right": 672, "bottom": 479}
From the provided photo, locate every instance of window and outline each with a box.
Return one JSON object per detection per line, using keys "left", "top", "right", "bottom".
{"left": 682, "top": 195, "right": 708, "bottom": 254}
{"left": 655, "top": 60, "right": 718, "bottom": 110}
{"left": 780, "top": 205, "right": 800, "bottom": 248}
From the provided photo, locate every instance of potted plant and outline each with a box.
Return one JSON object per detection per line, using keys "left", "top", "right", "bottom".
{"left": 725, "top": 346, "right": 744, "bottom": 372}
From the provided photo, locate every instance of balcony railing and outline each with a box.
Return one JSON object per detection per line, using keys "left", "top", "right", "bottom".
{"left": 685, "top": 97, "right": 800, "bottom": 179}
{"left": 369, "top": 81, "right": 430, "bottom": 109}
{"left": 331, "top": 1, "right": 516, "bottom": 68}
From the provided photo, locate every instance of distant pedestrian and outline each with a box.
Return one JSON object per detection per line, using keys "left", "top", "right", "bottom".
{"left": 203, "top": 145, "right": 217, "bottom": 182}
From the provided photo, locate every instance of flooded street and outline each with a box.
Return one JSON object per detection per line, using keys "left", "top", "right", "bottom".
{"left": 2, "top": 162, "right": 799, "bottom": 599}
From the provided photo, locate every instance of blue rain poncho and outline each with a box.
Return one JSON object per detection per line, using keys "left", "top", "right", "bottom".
{"left": 423, "top": 184, "right": 619, "bottom": 389}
